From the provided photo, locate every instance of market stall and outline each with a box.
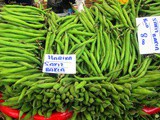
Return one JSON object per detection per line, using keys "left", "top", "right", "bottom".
{"left": 0, "top": 0, "right": 160, "bottom": 120}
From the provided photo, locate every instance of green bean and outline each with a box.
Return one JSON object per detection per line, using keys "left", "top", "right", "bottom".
{"left": 0, "top": 56, "right": 36, "bottom": 64}
{"left": 130, "top": 0, "right": 136, "bottom": 16}
{"left": 111, "top": 5, "right": 128, "bottom": 27}
{"left": 105, "top": 19, "right": 113, "bottom": 29}
{"left": 1, "top": 15, "right": 44, "bottom": 28}
{"left": 101, "top": 32, "right": 111, "bottom": 72}
{"left": 56, "top": 15, "right": 74, "bottom": 23}
{"left": 109, "top": 40, "right": 116, "bottom": 71}
{"left": 128, "top": 44, "right": 136, "bottom": 76}
{"left": 50, "top": 12, "right": 59, "bottom": 25}
{"left": 84, "top": 111, "right": 92, "bottom": 120}
{"left": 0, "top": 29, "right": 44, "bottom": 37}
{"left": 84, "top": 6, "right": 95, "bottom": 25}
{"left": 0, "top": 12, "right": 44, "bottom": 21}
{"left": 0, "top": 40, "right": 38, "bottom": 49}
{"left": 99, "top": 11, "right": 105, "bottom": 26}
{"left": 74, "top": 76, "right": 107, "bottom": 81}
{"left": 76, "top": 45, "right": 86, "bottom": 59}
{"left": 0, "top": 23, "right": 46, "bottom": 34}
{"left": 56, "top": 23, "right": 82, "bottom": 40}
{"left": 90, "top": 6, "right": 99, "bottom": 22}
{"left": 68, "top": 38, "right": 95, "bottom": 54}
{"left": 0, "top": 66, "right": 28, "bottom": 76}
{"left": 14, "top": 73, "right": 42, "bottom": 86}
{"left": 148, "top": 2, "right": 160, "bottom": 6}
{"left": 0, "top": 52, "right": 40, "bottom": 65}
{"left": 132, "top": 87, "right": 157, "bottom": 95}
{"left": 4, "top": 5, "right": 45, "bottom": 14}
{"left": 68, "top": 33, "right": 81, "bottom": 44}
{"left": 81, "top": 55, "right": 98, "bottom": 75}
{"left": 0, "top": 62, "right": 21, "bottom": 68}
{"left": 48, "top": 17, "right": 56, "bottom": 31}
{"left": 44, "top": 32, "right": 51, "bottom": 55}
{"left": 58, "top": 15, "right": 77, "bottom": 30}
{"left": 69, "top": 30, "right": 95, "bottom": 36}
{"left": 22, "top": 37, "right": 46, "bottom": 43}
{"left": 49, "top": 31, "right": 56, "bottom": 51}
{"left": 103, "top": 16, "right": 109, "bottom": 30}
{"left": 112, "top": 24, "right": 125, "bottom": 29}
{"left": 101, "top": 1, "right": 119, "bottom": 17}
{"left": 90, "top": 53, "right": 103, "bottom": 76}
{"left": 96, "top": 30, "right": 100, "bottom": 63}
{"left": 123, "top": 30, "right": 131, "bottom": 75}
{"left": 141, "top": 81, "right": 160, "bottom": 87}
{"left": 18, "top": 87, "right": 27, "bottom": 102}
{"left": 63, "top": 32, "right": 69, "bottom": 54}
{"left": 141, "top": 9, "right": 160, "bottom": 14}
{"left": 37, "top": 83, "right": 57, "bottom": 89}
{"left": 115, "top": 43, "right": 121, "bottom": 63}
{"left": 122, "top": 8, "right": 133, "bottom": 28}
{"left": 56, "top": 37, "right": 64, "bottom": 54}
{"left": 136, "top": 0, "right": 142, "bottom": 17}
{"left": 136, "top": 57, "right": 151, "bottom": 77}
{"left": 80, "top": 11, "right": 95, "bottom": 32}
{"left": 1, "top": 8, "right": 43, "bottom": 17}
{"left": 79, "top": 16, "right": 91, "bottom": 32}
{"left": 0, "top": 33, "right": 32, "bottom": 39}
{"left": 75, "top": 81, "right": 87, "bottom": 90}
{"left": 95, "top": 3, "right": 112, "bottom": 18}
{"left": 73, "top": 16, "right": 79, "bottom": 23}
{"left": 2, "top": 101, "right": 18, "bottom": 106}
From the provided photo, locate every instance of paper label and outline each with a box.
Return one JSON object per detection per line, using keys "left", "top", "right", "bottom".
{"left": 136, "top": 16, "right": 160, "bottom": 54}
{"left": 43, "top": 54, "right": 76, "bottom": 74}
{"left": 75, "top": 0, "right": 84, "bottom": 11}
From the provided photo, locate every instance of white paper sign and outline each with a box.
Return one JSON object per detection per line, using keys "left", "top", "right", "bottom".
{"left": 136, "top": 16, "right": 160, "bottom": 54}
{"left": 76, "top": 0, "right": 85, "bottom": 11}
{"left": 43, "top": 54, "right": 76, "bottom": 74}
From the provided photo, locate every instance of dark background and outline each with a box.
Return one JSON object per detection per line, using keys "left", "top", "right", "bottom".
{"left": 47, "top": 0, "right": 75, "bottom": 13}
{"left": 5, "top": 0, "right": 34, "bottom": 4}
{"left": 4, "top": 0, "right": 76, "bottom": 13}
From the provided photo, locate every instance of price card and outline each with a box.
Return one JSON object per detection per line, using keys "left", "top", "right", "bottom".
{"left": 136, "top": 16, "right": 160, "bottom": 54}
{"left": 75, "top": 0, "right": 85, "bottom": 11}
{"left": 43, "top": 54, "right": 76, "bottom": 74}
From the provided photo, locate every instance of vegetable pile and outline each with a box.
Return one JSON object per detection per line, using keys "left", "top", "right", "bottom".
{"left": 0, "top": 0, "right": 160, "bottom": 120}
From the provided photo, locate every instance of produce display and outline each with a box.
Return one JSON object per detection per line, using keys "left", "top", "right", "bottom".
{"left": 0, "top": 0, "right": 160, "bottom": 120}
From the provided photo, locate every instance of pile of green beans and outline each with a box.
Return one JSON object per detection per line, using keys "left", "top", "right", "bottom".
{"left": 0, "top": 4, "right": 55, "bottom": 120}
{"left": 0, "top": 0, "right": 160, "bottom": 120}
{"left": 139, "top": 0, "right": 160, "bottom": 17}
{"left": 1, "top": 74, "right": 159, "bottom": 120}
{"left": 0, "top": 5, "right": 47, "bottom": 62}
{"left": 0, "top": 5, "right": 48, "bottom": 89}
{"left": 43, "top": 0, "right": 160, "bottom": 119}
{"left": 45, "top": 0, "right": 160, "bottom": 83}
{"left": 0, "top": 4, "right": 51, "bottom": 86}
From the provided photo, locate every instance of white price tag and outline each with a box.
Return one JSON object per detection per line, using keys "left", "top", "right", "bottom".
{"left": 136, "top": 16, "right": 160, "bottom": 54}
{"left": 75, "top": 0, "right": 85, "bottom": 11}
{"left": 43, "top": 54, "right": 76, "bottom": 74}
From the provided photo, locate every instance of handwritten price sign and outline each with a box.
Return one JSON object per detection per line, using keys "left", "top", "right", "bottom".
{"left": 136, "top": 16, "right": 160, "bottom": 54}
{"left": 43, "top": 54, "right": 76, "bottom": 74}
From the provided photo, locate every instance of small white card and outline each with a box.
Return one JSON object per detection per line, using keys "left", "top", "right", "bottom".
{"left": 136, "top": 16, "right": 160, "bottom": 54}
{"left": 43, "top": 54, "right": 76, "bottom": 74}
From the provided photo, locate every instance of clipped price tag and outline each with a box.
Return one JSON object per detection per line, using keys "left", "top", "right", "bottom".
{"left": 75, "top": 0, "right": 85, "bottom": 12}
{"left": 136, "top": 16, "right": 160, "bottom": 54}
{"left": 43, "top": 54, "right": 76, "bottom": 74}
